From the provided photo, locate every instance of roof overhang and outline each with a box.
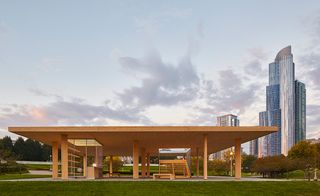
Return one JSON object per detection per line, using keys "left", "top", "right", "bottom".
{"left": 8, "top": 126, "right": 277, "bottom": 156}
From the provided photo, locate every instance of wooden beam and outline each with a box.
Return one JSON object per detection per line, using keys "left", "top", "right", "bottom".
{"left": 203, "top": 134, "right": 208, "bottom": 180}
{"left": 133, "top": 140, "right": 139, "bottom": 179}
{"left": 235, "top": 138, "right": 242, "bottom": 180}
{"left": 61, "top": 134, "right": 68, "bottom": 180}
{"left": 52, "top": 141, "right": 58, "bottom": 179}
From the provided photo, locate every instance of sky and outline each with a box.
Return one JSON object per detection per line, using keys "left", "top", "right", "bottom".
{"left": 1, "top": 0, "right": 320, "bottom": 152}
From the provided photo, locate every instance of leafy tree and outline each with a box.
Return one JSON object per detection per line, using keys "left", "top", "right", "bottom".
{"left": 13, "top": 137, "right": 26, "bottom": 160}
{"left": 208, "top": 159, "right": 229, "bottom": 175}
{"left": 23, "top": 139, "right": 43, "bottom": 161}
{"left": 41, "top": 144, "right": 52, "bottom": 161}
{"left": 104, "top": 156, "right": 124, "bottom": 172}
{"left": 1, "top": 136, "right": 14, "bottom": 152}
{"left": 314, "top": 143, "right": 320, "bottom": 169}
{"left": 242, "top": 154, "right": 257, "bottom": 173}
{"left": 1, "top": 136, "right": 53, "bottom": 162}
{"left": 0, "top": 136, "right": 15, "bottom": 161}
{"left": 252, "top": 155, "right": 295, "bottom": 178}
{"left": 288, "top": 141, "right": 317, "bottom": 169}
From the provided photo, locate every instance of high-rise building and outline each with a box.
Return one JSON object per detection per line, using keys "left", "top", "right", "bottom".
{"left": 249, "top": 139, "right": 258, "bottom": 156}
{"left": 216, "top": 114, "right": 240, "bottom": 126}
{"left": 295, "top": 80, "right": 306, "bottom": 143}
{"left": 212, "top": 114, "right": 239, "bottom": 159}
{"left": 254, "top": 46, "right": 306, "bottom": 157}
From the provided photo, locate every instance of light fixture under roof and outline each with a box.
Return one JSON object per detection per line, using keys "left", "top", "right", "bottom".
{"left": 68, "top": 139, "right": 102, "bottom": 147}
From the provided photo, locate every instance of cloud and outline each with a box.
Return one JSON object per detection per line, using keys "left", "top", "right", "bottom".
{"left": 117, "top": 50, "right": 200, "bottom": 107}
{"left": 29, "top": 88, "right": 63, "bottom": 100}
{"left": 1, "top": 46, "right": 262, "bottom": 130}
{"left": 248, "top": 47, "right": 268, "bottom": 60}
{"left": 199, "top": 69, "right": 259, "bottom": 115}
{"left": 244, "top": 47, "right": 269, "bottom": 77}
{"left": 244, "top": 60, "right": 264, "bottom": 76}
{"left": 0, "top": 99, "right": 152, "bottom": 129}
{"left": 306, "top": 105, "right": 320, "bottom": 138}
{"left": 298, "top": 52, "right": 320, "bottom": 90}
{"left": 297, "top": 10, "right": 320, "bottom": 139}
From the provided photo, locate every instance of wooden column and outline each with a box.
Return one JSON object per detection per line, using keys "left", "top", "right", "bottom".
{"left": 141, "top": 147, "right": 146, "bottom": 177}
{"left": 203, "top": 134, "right": 208, "bottom": 180}
{"left": 196, "top": 147, "right": 199, "bottom": 177}
{"left": 52, "top": 141, "right": 59, "bottom": 179}
{"left": 235, "top": 138, "right": 242, "bottom": 180}
{"left": 109, "top": 155, "right": 113, "bottom": 177}
{"left": 83, "top": 151, "right": 87, "bottom": 177}
{"left": 61, "top": 134, "right": 68, "bottom": 180}
{"left": 147, "top": 153, "right": 150, "bottom": 177}
{"left": 133, "top": 140, "right": 139, "bottom": 179}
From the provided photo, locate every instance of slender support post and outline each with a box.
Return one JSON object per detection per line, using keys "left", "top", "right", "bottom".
{"left": 133, "top": 140, "right": 139, "bottom": 179}
{"left": 141, "top": 147, "right": 146, "bottom": 177}
{"left": 61, "top": 134, "right": 68, "bottom": 180}
{"left": 109, "top": 155, "right": 113, "bottom": 177}
{"left": 52, "top": 141, "right": 58, "bottom": 179}
{"left": 95, "top": 147, "right": 98, "bottom": 166}
{"left": 83, "top": 150, "right": 87, "bottom": 177}
{"left": 147, "top": 153, "right": 150, "bottom": 177}
{"left": 235, "top": 138, "right": 242, "bottom": 180}
{"left": 196, "top": 147, "right": 199, "bottom": 177}
{"left": 203, "top": 134, "right": 208, "bottom": 180}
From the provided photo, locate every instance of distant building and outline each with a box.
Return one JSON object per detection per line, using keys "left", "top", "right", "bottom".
{"left": 254, "top": 46, "right": 306, "bottom": 157}
{"left": 295, "top": 80, "right": 306, "bottom": 143}
{"left": 249, "top": 139, "right": 258, "bottom": 157}
{"left": 216, "top": 114, "right": 240, "bottom": 126}
{"left": 212, "top": 114, "right": 239, "bottom": 160}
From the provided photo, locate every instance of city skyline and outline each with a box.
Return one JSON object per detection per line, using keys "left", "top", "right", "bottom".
{"left": 1, "top": 1, "right": 320, "bottom": 154}
{"left": 253, "top": 46, "right": 306, "bottom": 157}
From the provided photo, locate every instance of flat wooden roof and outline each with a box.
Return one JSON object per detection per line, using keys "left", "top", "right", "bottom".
{"left": 8, "top": 126, "right": 277, "bottom": 156}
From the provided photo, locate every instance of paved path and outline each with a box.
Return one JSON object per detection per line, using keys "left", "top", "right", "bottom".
{"left": 2, "top": 175, "right": 297, "bottom": 182}
{"left": 29, "top": 170, "right": 52, "bottom": 175}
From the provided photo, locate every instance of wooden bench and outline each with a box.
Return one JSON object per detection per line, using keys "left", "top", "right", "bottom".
{"left": 153, "top": 173, "right": 175, "bottom": 180}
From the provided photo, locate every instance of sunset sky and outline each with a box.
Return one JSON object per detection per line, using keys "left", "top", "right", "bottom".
{"left": 1, "top": 0, "right": 320, "bottom": 152}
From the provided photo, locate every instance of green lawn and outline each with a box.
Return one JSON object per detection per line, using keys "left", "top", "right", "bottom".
{"left": 24, "top": 164, "right": 51, "bottom": 170}
{"left": 0, "top": 174, "right": 51, "bottom": 180}
{"left": 0, "top": 181, "right": 319, "bottom": 195}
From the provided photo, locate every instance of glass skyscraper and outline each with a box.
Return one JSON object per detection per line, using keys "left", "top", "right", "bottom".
{"left": 250, "top": 46, "right": 306, "bottom": 157}
{"left": 295, "top": 80, "right": 306, "bottom": 143}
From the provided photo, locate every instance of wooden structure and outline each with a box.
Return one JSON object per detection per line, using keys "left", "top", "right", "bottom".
{"left": 157, "top": 159, "right": 191, "bottom": 179}
{"left": 8, "top": 126, "right": 277, "bottom": 180}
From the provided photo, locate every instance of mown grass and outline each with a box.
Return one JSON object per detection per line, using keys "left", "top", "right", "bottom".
{"left": 0, "top": 173, "right": 51, "bottom": 180}
{"left": 23, "top": 164, "right": 51, "bottom": 170}
{"left": 0, "top": 181, "right": 319, "bottom": 196}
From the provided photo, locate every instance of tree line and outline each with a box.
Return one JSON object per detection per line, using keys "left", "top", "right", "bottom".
{"left": 251, "top": 141, "right": 320, "bottom": 178}
{"left": 0, "top": 136, "right": 51, "bottom": 162}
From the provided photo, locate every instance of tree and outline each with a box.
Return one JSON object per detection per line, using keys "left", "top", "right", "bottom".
{"left": 0, "top": 136, "right": 15, "bottom": 161}
{"left": 1, "top": 136, "right": 14, "bottom": 152}
{"left": 13, "top": 137, "right": 26, "bottom": 160}
{"left": 288, "top": 141, "right": 317, "bottom": 170}
{"left": 23, "top": 139, "right": 43, "bottom": 161}
{"left": 208, "top": 159, "right": 229, "bottom": 175}
{"left": 242, "top": 154, "right": 257, "bottom": 173}
{"left": 104, "top": 156, "right": 124, "bottom": 172}
{"left": 252, "top": 155, "right": 295, "bottom": 178}
{"left": 41, "top": 144, "right": 52, "bottom": 161}
{"left": 314, "top": 143, "right": 320, "bottom": 169}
